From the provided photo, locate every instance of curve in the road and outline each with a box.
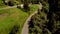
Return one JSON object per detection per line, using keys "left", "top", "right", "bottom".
{"left": 21, "top": 3, "right": 42, "bottom": 34}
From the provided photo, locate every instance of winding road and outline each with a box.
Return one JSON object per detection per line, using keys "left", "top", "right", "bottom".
{"left": 21, "top": 3, "right": 43, "bottom": 34}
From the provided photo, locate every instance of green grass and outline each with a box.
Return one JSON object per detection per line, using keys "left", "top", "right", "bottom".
{"left": 28, "top": 4, "right": 39, "bottom": 14}
{"left": 0, "top": 4, "right": 39, "bottom": 34}
{"left": 0, "top": 8, "right": 28, "bottom": 34}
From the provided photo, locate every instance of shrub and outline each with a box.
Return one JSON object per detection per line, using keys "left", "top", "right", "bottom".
{"left": 9, "top": 24, "right": 20, "bottom": 34}
{"left": 23, "top": 0, "right": 30, "bottom": 12}
{"left": 8, "top": 1, "right": 14, "bottom": 6}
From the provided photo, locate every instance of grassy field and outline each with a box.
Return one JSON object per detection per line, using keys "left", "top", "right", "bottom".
{"left": 0, "top": 4, "right": 39, "bottom": 34}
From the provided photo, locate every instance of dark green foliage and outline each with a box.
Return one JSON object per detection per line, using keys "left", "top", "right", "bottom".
{"left": 9, "top": 24, "right": 20, "bottom": 34}
{"left": 30, "top": 0, "right": 39, "bottom": 4}
{"left": 2, "top": 0, "right": 5, "bottom": 3}
{"left": 23, "top": 0, "right": 30, "bottom": 12}
{"left": 8, "top": 1, "right": 15, "bottom": 6}
{"left": 29, "top": 0, "right": 60, "bottom": 34}
{"left": 2, "top": 0, "right": 8, "bottom": 5}
{"left": 29, "top": 10, "right": 48, "bottom": 34}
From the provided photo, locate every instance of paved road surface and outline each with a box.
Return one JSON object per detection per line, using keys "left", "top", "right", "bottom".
{"left": 21, "top": 3, "right": 42, "bottom": 34}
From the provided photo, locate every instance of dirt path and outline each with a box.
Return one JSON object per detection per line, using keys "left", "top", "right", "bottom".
{"left": 21, "top": 3, "right": 42, "bottom": 34}
{"left": 0, "top": 6, "right": 16, "bottom": 10}
{"left": 0, "top": 4, "right": 23, "bottom": 10}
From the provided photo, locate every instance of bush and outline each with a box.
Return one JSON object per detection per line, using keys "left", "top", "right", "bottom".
{"left": 23, "top": 0, "right": 30, "bottom": 12}
{"left": 8, "top": 1, "right": 14, "bottom": 6}
{"left": 9, "top": 24, "right": 20, "bottom": 34}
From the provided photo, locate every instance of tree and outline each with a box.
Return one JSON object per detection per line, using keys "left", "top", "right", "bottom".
{"left": 23, "top": 0, "right": 30, "bottom": 12}
{"left": 8, "top": 1, "right": 15, "bottom": 6}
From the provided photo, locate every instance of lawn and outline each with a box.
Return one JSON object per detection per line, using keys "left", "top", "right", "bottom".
{"left": 0, "top": 4, "right": 39, "bottom": 34}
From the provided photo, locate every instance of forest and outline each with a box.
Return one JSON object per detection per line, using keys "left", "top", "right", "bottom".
{"left": 29, "top": 0, "right": 60, "bottom": 34}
